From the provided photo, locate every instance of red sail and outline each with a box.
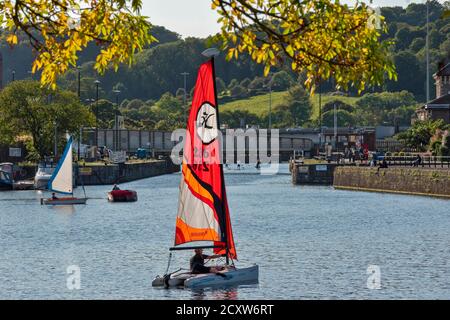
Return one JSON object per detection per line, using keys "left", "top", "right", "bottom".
{"left": 175, "top": 60, "right": 237, "bottom": 260}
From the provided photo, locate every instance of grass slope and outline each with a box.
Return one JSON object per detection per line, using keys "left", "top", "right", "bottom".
{"left": 220, "top": 91, "right": 359, "bottom": 120}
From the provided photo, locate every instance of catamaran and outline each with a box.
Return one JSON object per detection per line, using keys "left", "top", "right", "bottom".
{"left": 152, "top": 51, "right": 258, "bottom": 289}
{"left": 41, "top": 136, "right": 87, "bottom": 205}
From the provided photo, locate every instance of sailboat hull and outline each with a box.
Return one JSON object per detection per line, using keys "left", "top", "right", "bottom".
{"left": 185, "top": 265, "right": 259, "bottom": 288}
{"left": 152, "top": 265, "right": 259, "bottom": 289}
{"left": 41, "top": 197, "right": 87, "bottom": 205}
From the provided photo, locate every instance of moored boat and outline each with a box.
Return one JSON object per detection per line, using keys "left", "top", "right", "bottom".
{"left": 107, "top": 189, "right": 138, "bottom": 202}
{"left": 0, "top": 163, "right": 14, "bottom": 190}
{"left": 34, "top": 164, "right": 55, "bottom": 190}
{"left": 0, "top": 170, "right": 13, "bottom": 190}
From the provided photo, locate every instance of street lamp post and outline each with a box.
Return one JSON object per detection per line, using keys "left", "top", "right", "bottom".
{"left": 268, "top": 82, "right": 272, "bottom": 130}
{"left": 426, "top": 0, "right": 430, "bottom": 102}
{"left": 54, "top": 120, "right": 57, "bottom": 158}
{"left": 319, "top": 85, "right": 323, "bottom": 154}
{"left": 85, "top": 98, "right": 95, "bottom": 147}
{"left": 181, "top": 72, "right": 189, "bottom": 124}
{"left": 94, "top": 80, "right": 100, "bottom": 147}
{"left": 112, "top": 89, "right": 121, "bottom": 151}
{"left": 77, "top": 66, "right": 81, "bottom": 100}
{"left": 264, "top": 74, "right": 273, "bottom": 130}
{"left": 333, "top": 102, "right": 337, "bottom": 148}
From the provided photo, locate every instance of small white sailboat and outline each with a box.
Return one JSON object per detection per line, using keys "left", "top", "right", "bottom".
{"left": 152, "top": 52, "right": 258, "bottom": 289}
{"left": 41, "top": 136, "right": 87, "bottom": 205}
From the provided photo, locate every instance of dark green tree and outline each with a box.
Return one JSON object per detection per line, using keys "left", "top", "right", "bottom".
{"left": 0, "top": 80, "right": 94, "bottom": 160}
{"left": 396, "top": 119, "right": 447, "bottom": 151}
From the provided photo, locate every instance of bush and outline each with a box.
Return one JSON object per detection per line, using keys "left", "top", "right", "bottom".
{"left": 230, "top": 85, "right": 247, "bottom": 98}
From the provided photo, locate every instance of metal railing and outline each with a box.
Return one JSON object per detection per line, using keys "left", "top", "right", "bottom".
{"left": 381, "top": 155, "right": 450, "bottom": 168}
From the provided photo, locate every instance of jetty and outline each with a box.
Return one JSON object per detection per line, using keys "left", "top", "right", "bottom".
{"left": 290, "top": 156, "right": 450, "bottom": 198}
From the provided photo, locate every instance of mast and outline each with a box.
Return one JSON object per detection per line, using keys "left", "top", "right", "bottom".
{"left": 210, "top": 55, "right": 230, "bottom": 265}
{"left": 426, "top": 0, "right": 430, "bottom": 102}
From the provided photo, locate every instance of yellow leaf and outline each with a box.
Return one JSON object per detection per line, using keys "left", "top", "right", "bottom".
{"left": 6, "top": 34, "right": 18, "bottom": 45}
{"left": 264, "top": 65, "right": 271, "bottom": 77}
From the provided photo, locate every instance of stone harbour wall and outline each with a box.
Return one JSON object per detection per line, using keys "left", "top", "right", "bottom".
{"left": 76, "top": 160, "right": 180, "bottom": 185}
{"left": 333, "top": 166, "right": 450, "bottom": 199}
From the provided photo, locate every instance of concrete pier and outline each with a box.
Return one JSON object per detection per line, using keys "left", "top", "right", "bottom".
{"left": 76, "top": 159, "right": 179, "bottom": 185}
{"left": 291, "top": 163, "right": 340, "bottom": 185}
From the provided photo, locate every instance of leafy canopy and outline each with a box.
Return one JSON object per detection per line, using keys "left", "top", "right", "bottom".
{"left": 0, "top": 0, "right": 156, "bottom": 89}
{"left": 212, "top": 0, "right": 397, "bottom": 93}
{"left": 1, "top": 0, "right": 397, "bottom": 93}
{"left": 0, "top": 80, "right": 94, "bottom": 160}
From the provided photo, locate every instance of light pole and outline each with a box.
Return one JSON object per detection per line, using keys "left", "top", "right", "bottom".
{"left": 181, "top": 72, "right": 189, "bottom": 124}
{"left": 333, "top": 102, "right": 337, "bottom": 148}
{"left": 318, "top": 82, "right": 322, "bottom": 153}
{"left": 112, "top": 89, "right": 121, "bottom": 151}
{"left": 426, "top": 0, "right": 430, "bottom": 102}
{"left": 268, "top": 82, "right": 272, "bottom": 130}
{"left": 94, "top": 80, "right": 100, "bottom": 147}
{"left": 54, "top": 120, "right": 58, "bottom": 158}
{"left": 77, "top": 66, "right": 81, "bottom": 100}
{"left": 85, "top": 98, "right": 95, "bottom": 147}
{"left": 264, "top": 74, "right": 273, "bottom": 130}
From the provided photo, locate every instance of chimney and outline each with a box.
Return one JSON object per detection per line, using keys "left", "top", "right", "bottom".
{"left": 434, "top": 59, "right": 450, "bottom": 99}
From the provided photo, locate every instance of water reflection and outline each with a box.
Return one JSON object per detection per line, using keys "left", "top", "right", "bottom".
{"left": 49, "top": 205, "right": 76, "bottom": 215}
{"left": 191, "top": 287, "right": 239, "bottom": 300}
{"left": 190, "top": 284, "right": 259, "bottom": 300}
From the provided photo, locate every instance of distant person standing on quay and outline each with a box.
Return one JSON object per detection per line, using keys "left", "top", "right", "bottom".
{"left": 412, "top": 154, "right": 422, "bottom": 167}
{"left": 377, "top": 158, "right": 388, "bottom": 174}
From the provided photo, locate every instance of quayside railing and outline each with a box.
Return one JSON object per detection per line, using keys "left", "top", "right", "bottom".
{"left": 381, "top": 155, "right": 450, "bottom": 168}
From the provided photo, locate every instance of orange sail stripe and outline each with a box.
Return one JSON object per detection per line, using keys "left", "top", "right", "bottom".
{"left": 182, "top": 162, "right": 213, "bottom": 204}
{"left": 175, "top": 217, "right": 220, "bottom": 244}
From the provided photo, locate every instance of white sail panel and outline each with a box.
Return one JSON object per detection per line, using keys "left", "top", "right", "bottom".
{"left": 48, "top": 137, "right": 73, "bottom": 194}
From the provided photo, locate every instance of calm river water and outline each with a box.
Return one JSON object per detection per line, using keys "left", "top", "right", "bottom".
{"left": 0, "top": 164, "right": 449, "bottom": 299}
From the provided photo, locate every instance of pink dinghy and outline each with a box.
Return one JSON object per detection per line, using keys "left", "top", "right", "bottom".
{"left": 108, "top": 189, "right": 138, "bottom": 202}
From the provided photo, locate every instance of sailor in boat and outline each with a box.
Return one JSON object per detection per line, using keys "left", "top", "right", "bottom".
{"left": 112, "top": 184, "right": 120, "bottom": 191}
{"left": 190, "top": 248, "right": 225, "bottom": 274}
{"left": 51, "top": 192, "right": 58, "bottom": 200}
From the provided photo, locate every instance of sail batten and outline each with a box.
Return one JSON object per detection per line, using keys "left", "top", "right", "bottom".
{"left": 48, "top": 137, "right": 73, "bottom": 194}
{"left": 174, "top": 59, "right": 237, "bottom": 260}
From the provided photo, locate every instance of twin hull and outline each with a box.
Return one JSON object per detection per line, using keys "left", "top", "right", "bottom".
{"left": 152, "top": 265, "right": 259, "bottom": 289}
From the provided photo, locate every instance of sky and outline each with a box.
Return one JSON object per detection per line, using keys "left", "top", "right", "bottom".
{"left": 141, "top": 0, "right": 443, "bottom": 38}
